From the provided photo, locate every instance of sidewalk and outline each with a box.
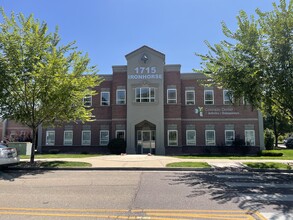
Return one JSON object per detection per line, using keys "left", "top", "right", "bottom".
{"left": 20, "top": 154, "right": 293, "bottom": 170}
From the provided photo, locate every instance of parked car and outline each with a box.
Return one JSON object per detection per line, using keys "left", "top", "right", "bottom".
{"left": 0, "top": 144, "right": 19, "bottom": 167}
{"left": 284, "top": 137, "right": 293, "bottom": 149}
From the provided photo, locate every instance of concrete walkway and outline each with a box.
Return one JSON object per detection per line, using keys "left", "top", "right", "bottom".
{"left": 21, "top": 155, "right": 293, "bottom": 169}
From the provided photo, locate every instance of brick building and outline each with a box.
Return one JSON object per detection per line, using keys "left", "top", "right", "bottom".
{"left": 39, "top": 46, "right": 264, "bottom": 155}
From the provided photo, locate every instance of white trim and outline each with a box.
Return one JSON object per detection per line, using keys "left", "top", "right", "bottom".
{"left": 167, "top": 88, "right": 177, "bottom": 104}
{"left": 168, "top": 130, "right": 178, "bottom": 146}
{"left": 46, "top": 130, "right": 55, "bottom": 146}
{"left": 116, "top": 89, "right": 126, "bottom": 105}
{"left": 225, "top": 130, "right": 235, "bottom": 146}
{"left": 101, "top": 91, "right": 110, "bottom": 106}
{"left": 186, "top": 130, "right": 196, "bottom": 145}
{"left": 204, "top": 90, "right": 214, "bottom": 105}
{"left": 223, "top": 90, "right": 233, "bottom": 105}
{"left": 245, "top": 130, "right": 255, "bottom": 146}
{"left": 185, "top": 90, "right": 195, "bottom": 105}
{"left": 83, "top": 95, "right": 92, "bottom": 107}
{"left": 63, "top": 130, "right": 73, "bottom": 146}
{"left": 100, "top": 130, "right": 109, "bottom": 146}
{"left": 82, "top": 130, "right": 91, "bottom": 146}
{"left": 205, "top": 130, "right": 216, "bottom": 146}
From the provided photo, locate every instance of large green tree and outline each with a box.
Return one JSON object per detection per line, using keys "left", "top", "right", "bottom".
{"left": 196, "top": 0, "right": 293, "bottom": 122}
{"left": 0, "top": 9, "right": 103, "bottom": 163}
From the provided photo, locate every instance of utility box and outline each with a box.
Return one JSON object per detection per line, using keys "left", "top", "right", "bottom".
{"left": 8, "top": 142, "right": 32, "bottom": 155}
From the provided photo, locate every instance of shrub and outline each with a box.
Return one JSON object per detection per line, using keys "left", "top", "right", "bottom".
{"left": 107, "top": 138, "right": 126, "bottom": 154}
{"left": 258, "top": 150, "right": 283, "bottom": 157}
{"left": 264, "top": 129, "right": 275, "bottom": 150}
{"left": 232, "top": 136, "right": 245, "bottom": 147}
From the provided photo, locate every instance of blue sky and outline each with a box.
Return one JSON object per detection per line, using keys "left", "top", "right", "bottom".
{"left": 1, "top": 0, "right": 280, "bottom": 74}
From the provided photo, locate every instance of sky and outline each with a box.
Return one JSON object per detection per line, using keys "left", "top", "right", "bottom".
{"left": 1, "top": 0, "right": 281, "bottom": 74}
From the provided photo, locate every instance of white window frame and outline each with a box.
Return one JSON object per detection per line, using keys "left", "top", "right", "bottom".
{"left": 100, "top": 130, "right": 109, "bottom": 146}
{"left": 225, "top": 130, "right": 235, "bottom": 146}
{"left": 204, "top": 90, "right": 214, "bottom": 105}
{"left": 82, "top": 130, "right": 91, "bottom": 146}
{"left": 116, "top": 89, "right": 126, "bottom": 105}
{"left": 186, "top": 130, "right": 196, "bottom": 146}
{"left": 115, "top": 130, "right": 125, "bottom": 140}
{"left": 46, "top": 131, "right": 55, "bottom": 146}
{"left": 135, "top": 87, "right": 155, "bottom": 103}
{"left": 245, "top": 130, "right": 255, "bottom": 146}
{"left": 63, "top": 130, "right": 73, "bottom": 146}
{"left": 167, "top": 88, "right": 177, "bottom": 104}
{"left": 223, "top": 90, "right": 233, "bottom": 105}
{"left": 185, "top": 90, "right": 195, "bottom": 105}
{"left": 101, "top": 91, "right": 110, "bottom": 106}
{"left": 205, "top": 130, "right": 216, "bottom": 146}
{"left": 83, "top": 95, "right": 92, "bottom": 107}
{"left": 168, "top": 130, "right": 178, "bottom": 146}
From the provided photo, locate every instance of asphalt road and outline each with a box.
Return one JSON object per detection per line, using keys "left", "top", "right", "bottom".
{"left": 1, "top": 170, "right": 293, "bottom": 220}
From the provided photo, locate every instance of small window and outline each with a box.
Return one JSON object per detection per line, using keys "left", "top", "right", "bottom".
{"left": 135, "top": 87, "right": 155, "bottom": 103}
{"left": 64, "top": 130, "right": 73, "bottom": 146}
{"left": 204, "top": 90, "right": 214, "bottom": 105}
{"left": 185, "top": 90, "right": 195, "bottom": 105}
{"left": 101, "top": 92, "right": 110, "bottom": 106}
{"left": 116, "top": 89, "right": 126, "bottom": 105}
{"left": 168, "top": 130, "right": 178, "bottom": 146}
{"left": 223, "top": 90, "right": 233, "bottom": 105}
{"left": 116, "top": 130, "right": 125, "bottom": 140}
{"left": 167, "top": 89, "right": 177, "bottom": 104}
{"left": 245, "top": 130, "right": 255, "bottom": 146}
{"left": 186, "top": 130, "right": 196, "bottom": 145}
{"left": 82, "top": 130, "right": 91, "bottom": 145}
{"left": 83, "top": 95, "right": 92, "bottom": 107}
{"left": 205, "top": 130, "right": 215, "bottom": 146}
{"left": 225, "top": 130, "right": 235, "bottom": 146}
{"left": 46, "top": 131, "right": 55, "bottom": 146}
{"left": 100, "top": 130, "right": 109, "bottom": 146}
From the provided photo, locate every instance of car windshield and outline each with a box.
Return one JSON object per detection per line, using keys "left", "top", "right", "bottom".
{"left": 0, "top": 144, "right": 8, "bottom": 149}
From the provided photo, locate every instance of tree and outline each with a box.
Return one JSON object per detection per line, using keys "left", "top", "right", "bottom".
{"left": 0, "top": 9, "right": 103, "bottom": 163}
{"left": 196, "top": 0, "right": 293, "bottom": 123}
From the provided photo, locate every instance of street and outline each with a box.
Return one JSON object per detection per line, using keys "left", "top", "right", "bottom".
{"left": 1, "top": 170, "right": 293, "bottom": 219}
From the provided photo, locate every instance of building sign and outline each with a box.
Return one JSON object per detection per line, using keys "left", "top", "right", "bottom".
{"left": 205, "top": 107, "right": 240, "bottom": 115}
{"left": 128, "top": 66, "right": 162, "bottom": 80}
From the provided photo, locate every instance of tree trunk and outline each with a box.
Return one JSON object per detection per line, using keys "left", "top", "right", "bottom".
{"left": 273, "top": 116, "right": 278, "bottom": 149}
{"left": 30, "top": 127, "right": 37, "bottom": 163}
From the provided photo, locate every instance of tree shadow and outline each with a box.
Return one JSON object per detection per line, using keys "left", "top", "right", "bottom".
{"left": 0, "top": 163, "right": 49, "bottom": 182}
{"left": 167, "top": 169, "right": 293, "bottom": 219}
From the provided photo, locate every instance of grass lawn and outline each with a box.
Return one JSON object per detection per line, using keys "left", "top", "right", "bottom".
{"left": 244, "top": 162, "right": 292, "bottom": 170}
{"left": 20, "top": 154, "right": 102, "bottom": 159}
{"left": 166, "top": 162, "right": 211, "bottom": 168}
{"left": 175, "top": 149, "right": 293, "bottom": 160}
{"left": 16, "top": 161, "right": 92, "bottom": 168}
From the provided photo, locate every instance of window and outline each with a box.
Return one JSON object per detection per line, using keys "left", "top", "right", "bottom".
{"left": 185, "top": 90, "right": 195, "bottom": 105}
{"left": 83, "top": 95, "right": 92, "bottom": 107}
{"left": 116, "top": 89, "right": 126, "bottom": 105}
{"left": 116, "top": 130, "right": 125, "bottom": 140}
{"left": 186, "top": 130, "right": 196, "bottom": 145}
{"left": 225, "top": 130, "right": 235, "bottom": 146}
{"left": 82, "top": 130, "right": 91, "bottom": 145}
{"left": 64, "top": 130, "right": 73, "bottom": 145}
{"left": 167, "top": 89, "right": 177, "bottom": 104}
{"left": 245, "top": 130, "right": 255, "bottom": 146}
{"left": 223, "top": 90, "right": 233, "bottom": 105}
{"left": 168, "top": 130, "right": 178, "bottom": 146}
{"left": 101, "top": 92, "right": 110, "bottom": 106}
{"left": 46, "top": 131, "right": 55, "bottom": 146}
{"left": 205, "top": 130, "right": 215, "bottom": 146}
{"left": 204, "top": 90, "right": 214, "bottom": 105}
{"left": 100, "top": 130, "right": 109, "bottom": 146}
{"left": 135, "top": 87, "right": 155, "bottom": 103}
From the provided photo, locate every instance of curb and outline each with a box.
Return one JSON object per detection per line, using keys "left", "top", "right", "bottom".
{"left": 5, "top": 166, "right": 293, "bottom": 173}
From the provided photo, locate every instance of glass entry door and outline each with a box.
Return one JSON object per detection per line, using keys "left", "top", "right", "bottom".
{"left": 137, "top": 130, "right": 156, "bottom": 154}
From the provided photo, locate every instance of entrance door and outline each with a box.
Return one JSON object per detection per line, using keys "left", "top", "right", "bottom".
{"left": 137, "top": 130, "right": 155, "bottom": 154}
